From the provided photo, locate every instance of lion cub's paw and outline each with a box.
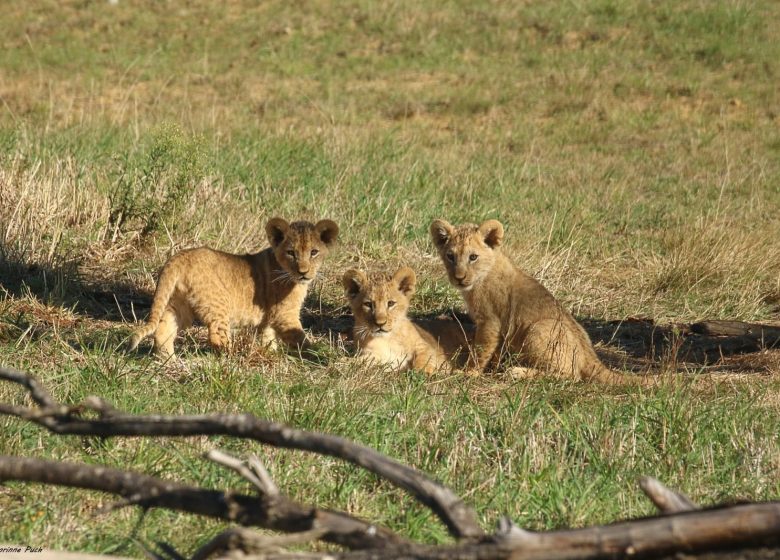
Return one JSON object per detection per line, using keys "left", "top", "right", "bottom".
{"left": 508, "top": 366, "right": 538, "bottom": 380}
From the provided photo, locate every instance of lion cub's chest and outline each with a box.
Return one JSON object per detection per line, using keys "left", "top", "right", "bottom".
{"left": 357, "top": 335, "right": 412, "bottom": 370}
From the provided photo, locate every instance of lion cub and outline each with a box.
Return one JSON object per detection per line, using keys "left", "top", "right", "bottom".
{"left": 430, "top": 218, "right": 636, "bottom": 384}
{"left": 342, "top": 267, "right": 469, "bottom": 374}
{"left": 129, "top": 217, "right": 339, "bottom": 357}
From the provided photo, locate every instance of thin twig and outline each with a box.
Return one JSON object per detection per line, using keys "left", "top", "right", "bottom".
{"left": 0, "top": 365, "right": 57, "bottom": 407}
{"left": 248, "top": 454, "right": 279, "bottom": 497}
{"left": 639, "top": 476, "right": 698, "bottom": 513}
{"left": 206, "top": 449, "right": 270, "bottom": 497}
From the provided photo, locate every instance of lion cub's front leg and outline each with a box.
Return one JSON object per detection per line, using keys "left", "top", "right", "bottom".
{"left": 411, "top": 347, "right": 446, "bottom": 374}
{"left": 259, "top": 325, "right": 279, "bottom": 351}
{"left": 273, "top": 317, "right": 309, "bottom": 350}
{"left": 467, "top": 319, "right": 501, "bottom": 375}
{"left": 207, "top": 320, "right": 232, "bottom": 353}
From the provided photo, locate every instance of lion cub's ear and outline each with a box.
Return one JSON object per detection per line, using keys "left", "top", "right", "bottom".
{"left": 393, "top": 266, "right": 416, "bottom": 297}
{"left": 342, "top": 269, "right": 367, "bottom": 300}
{"left": 315, "top": 219, "right": 339, "bottom": 247}
{"left": 478, "top": 219, "right": 504, "bottom": 249}
{"left": 430, "top": 219, "right": 454, "bottom": 248}
{"left": 266, "top": 217, "right": 290, "bottom": 248}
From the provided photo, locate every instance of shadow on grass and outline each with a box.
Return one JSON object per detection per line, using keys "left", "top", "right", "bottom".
{"left": 583, "top": 317, "right": 780, "bottom": 374}
{"left": 2, "top": 259, "right": 778, "bottom": 374}
{"left": 0, "top": 258, "right": 152, "bottom": 323}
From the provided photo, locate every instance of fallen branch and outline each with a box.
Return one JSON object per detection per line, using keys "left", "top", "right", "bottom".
{"left": 201, "top": 503, "right": 780, "bottom": 559}
{"left": 2, "top": 367, "right": 779, "bottom": 559}
{"left": 0, "top": 455, "right": 403, "bottom": 550}
{"left": 0, "top": 366, "right": 482, "bottom": 540}
{"left": 690, "top": 320, "right": 780, "bottom": 340}
{"left": 639, "top": 476, "right": 698, "bottom": 514}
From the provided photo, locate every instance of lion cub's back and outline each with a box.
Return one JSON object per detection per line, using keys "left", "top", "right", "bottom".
{"left": 163, "top": 247, "right": 260, "bottom": 319}
{"left": 414, "top": 317, "right": 474, "bottom": 366}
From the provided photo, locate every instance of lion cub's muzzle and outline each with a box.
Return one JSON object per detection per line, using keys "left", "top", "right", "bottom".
{"left": 452, "top": 275, "right": 472, "bottom": 290}
{"left": 372, "top": 316, "right": 392, "bottom": 335}
{"left": 296, "top": 267, "right": 315, "bottom": 283}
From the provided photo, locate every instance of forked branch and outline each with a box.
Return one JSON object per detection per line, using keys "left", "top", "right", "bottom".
{"left": 0, "top": 366, "right": 483, "bottom": 540}
{"left": 0, "top": 455, "right": 402, "bottom": 550}
{"left": 2, "top": 366, "right": 780, "bottom": 560}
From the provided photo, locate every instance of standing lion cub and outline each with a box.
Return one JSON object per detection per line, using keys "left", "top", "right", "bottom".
{"left": 129, "top": 217, "right": 339, "bottom": 357}
{"left": 343, "top": 266, "right": 470, "bottom": 373}
{"left": 430, "top": 218, "right": 640, "bottom": 384}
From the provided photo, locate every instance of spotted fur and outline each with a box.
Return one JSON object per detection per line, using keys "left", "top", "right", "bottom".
{"left": 129, "top": 217, "right": 339, "bottom": 357}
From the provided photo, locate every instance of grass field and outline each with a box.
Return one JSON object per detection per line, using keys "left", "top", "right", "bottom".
{"left": 1, "top": 0, "right": 780, "bottom": 556}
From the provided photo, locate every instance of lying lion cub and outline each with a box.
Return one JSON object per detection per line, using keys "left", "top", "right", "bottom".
{"left": 342, "top": 267, "right": 470, "bottom": 373}
{"left": 430, "top": 218, "right": 641, "bottom": 384}
{"left": 129, "top": 217, "right": 339, "bottom": 357}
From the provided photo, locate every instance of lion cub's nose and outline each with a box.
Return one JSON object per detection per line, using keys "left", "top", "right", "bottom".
{"left": 375, "top": 317, "right": 387, "bottom": 326}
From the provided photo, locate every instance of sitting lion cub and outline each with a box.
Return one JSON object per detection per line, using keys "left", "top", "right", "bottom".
{"left": 342, "top": 266, "right": 469, "bottom": 373}
{"left": 129, "top": 217, "right": 339, "bottom": 357}
{"left": 430, "top": 218, "right": 638, "bottom": 384}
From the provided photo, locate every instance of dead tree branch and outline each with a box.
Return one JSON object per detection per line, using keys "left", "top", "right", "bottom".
{"left": 0, "top": 366, "right": 482, "bottom": 540}
{"left": 2, "top": 367, "right": 780, "bottom": 559}
{"left": 639, "top": 476, "right": 698, "bottom": 514}
{"left": 0, "top": 455, "right": 403, "bottom": 550}
{"left": 212, "top": 503, "right": 780, "bottom": 559}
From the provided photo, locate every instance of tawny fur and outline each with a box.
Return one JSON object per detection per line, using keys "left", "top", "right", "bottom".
{"left": 430, "top": 218, "right": 645, "bottom": 384}
{"left": 343, "top": 267, "right": 470, "bottom": 374}
{"left": 129, "top": 217, "right": 339, "bottom": 358}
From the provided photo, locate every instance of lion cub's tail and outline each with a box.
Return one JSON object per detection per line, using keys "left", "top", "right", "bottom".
{"left": 127, "top": 264, "right": 180, "bottom": 352}
{"left": 590, "top": 365, "right": 657, "bottom": 387}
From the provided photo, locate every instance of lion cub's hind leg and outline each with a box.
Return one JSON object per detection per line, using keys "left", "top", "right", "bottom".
{"left": 153, "top": 309, "right": 178, "bottom": 358}
{"left": 153, "top": 299, "right": 194, "bottom": 358}
{"left": 520, "top": 318, "right": 586, "bottom": 380}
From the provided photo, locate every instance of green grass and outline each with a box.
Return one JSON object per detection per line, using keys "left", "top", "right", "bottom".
{"left": 1, "top": 343, "right": 778, "bottom": 554}
{"left": 1, "top": 0, "right": 780, "bottom": 556}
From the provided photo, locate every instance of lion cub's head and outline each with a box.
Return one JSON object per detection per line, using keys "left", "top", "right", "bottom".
{"left": 342, "top": 267, "right": 416, "bottom": 337}
{"left": 429, "top": 219, "right": 504, "bottom": 291}
{"left": 266, "top": 217, "right": 339, "bottom": 284}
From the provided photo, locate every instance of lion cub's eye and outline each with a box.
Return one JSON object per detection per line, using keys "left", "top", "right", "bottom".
{"left": 387, "top": 301, "right": 396, "bottom": 308}
{"left": 286, "top": 250, "right": 296, "bottom": 258}
{"left": 310, "top": 249, "right": 319, "bottom": 257}
{"left": 363, "top": 301, "right": 373, "bottom": 309}
{"left": 468, "top": 254, "right": 478, "bottom": 262}
{"left": 446, "top": 251, "right": 455, "bottom": 263}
